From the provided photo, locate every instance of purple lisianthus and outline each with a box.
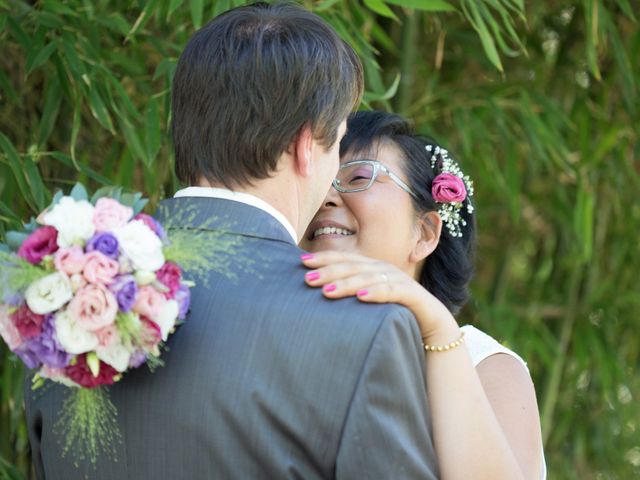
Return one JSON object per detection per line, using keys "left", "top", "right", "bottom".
{"left": 15, "top": 343, "right": 41, "bottom": 369}
{"left": 109, "top": 275, "right": 138, "bottom": 312}
{"left": 175, "top": 283, "right": 191, "bottom": 320}
{"left": 15, "top": 315, "right": 71, "bottom": 369}
{"left": 128, "top": 350, "right": 147, "bottom": 369}
{"left": 86, "top": 232, "right": 120, "bottom": 259}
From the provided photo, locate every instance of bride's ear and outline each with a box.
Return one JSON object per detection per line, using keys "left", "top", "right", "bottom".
{"left": 410, "top": 211, "right": 442, "bottom": 263}
{"left": 292, "top": 124, "right": 314, "bottom": 177}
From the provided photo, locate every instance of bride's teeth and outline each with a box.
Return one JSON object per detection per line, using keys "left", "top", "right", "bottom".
{"left": 313, "top": 227, "right": 353, "bottom": 238}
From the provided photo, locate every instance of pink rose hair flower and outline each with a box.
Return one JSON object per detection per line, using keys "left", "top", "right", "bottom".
{"left": 93, "top": 198, "right": 133, "bottom": 232}
{"left": 431, "top": 173, "right": 467, "bottom": 204}
{"left": 17, "top": 226, "right": 59, "bottom": 265}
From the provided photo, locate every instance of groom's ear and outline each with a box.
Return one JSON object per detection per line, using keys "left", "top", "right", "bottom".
{"left": 410, "top": 211, "right": 442, "bottom": 263}
{"left": 292, "top": 124, "right": 314, "bottom": 177}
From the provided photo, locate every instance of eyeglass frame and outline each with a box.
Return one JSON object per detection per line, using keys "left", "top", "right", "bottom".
{"left": 332, "top": 160, "right": 418, "bottom": 199}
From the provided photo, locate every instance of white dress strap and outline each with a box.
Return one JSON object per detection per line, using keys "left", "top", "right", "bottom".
{"left": 461, "top": 324, "right": 528, "bottom": 369}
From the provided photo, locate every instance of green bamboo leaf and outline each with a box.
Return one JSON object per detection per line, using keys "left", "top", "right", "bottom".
{"left": 126, "top": 0, "right": 159, "bottom": 41}
{"left": 0, "top": 69, "right": 19, "bottom": 105}
{"left": 462, "top": 0, "right": 503, "bottom": 72}
{"left": 87, "top": 85, "right": 115, "bottom": 134}
{"left": 0, "top": 200, "right": 20, "bottom": 228}
{"left": 68, "top": 99, "right": 81, "bottom": 172}
{"left": 573, "top": 184, "right": 594, "bottom": 262}
{"left": 7, "top": 16, "right": 30, "bottom": 50}
{"left": 26, "top": 41, "right": 57, "bottom": 76}
{"left": 118, "top": 117, "right": 148, "bottom": 166}
{"left": 363, "top": 73, "right": 401, "bottom": 102}
{"left": 22, "top": 155, "right": 49, "bottom": 211}
{"left": 0, "top": 134, "right": 37, "bottom": 213}
{"left": 41, "top": 0, "right": 78, "bottom": 16}
{"left": 614, "top": 0, "right": 637, "bottom": 22}
{"left": 37, "top": 76, "right": 62, "bottom": 147}
{"left": 190, "top": 0, "right": 204, "bottom": 29}
{"left": 50, "top": 152, "right": 114, "bottom": 186}
{"left": 61, "top": 35, "right": 87, "bottom": 77}
{"left": 152, "top": 58, "right": 177, "bottom": 82}
{"left": 384, "top": 0, "right": 455, "bottom": 11}
{"left": 145, "top": 98, "right": 162, "bottom": 166}
{"left": 363, "top": 0, "right": 398, "bottom": 20}
{"left": 168, "top": 0, "right": 185, "bottom": 17}
{"left": 314, "top": 0, "right": 342, "bottom": 11}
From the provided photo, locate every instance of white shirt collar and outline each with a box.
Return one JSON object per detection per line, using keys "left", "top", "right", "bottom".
{"left": 173, "top": 186, "right": 298, "bottom": 243}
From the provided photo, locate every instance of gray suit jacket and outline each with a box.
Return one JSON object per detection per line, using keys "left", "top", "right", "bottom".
{"left": 25, "top": 197, "right": 439, "bottom": 479}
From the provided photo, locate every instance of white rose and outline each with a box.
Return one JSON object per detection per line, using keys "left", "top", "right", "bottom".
{"left": 42, "top": 196, "right": 95, "bottom": 247}
{"left": 97, "top": 342, "right": 131, "bottom": 372}
{"left": 25, "top": 272, "right": 73, "bottom": 314}
{"left": 54, "top": 310, "right": 99, "bottom": 354}
{"left": 155, "top": 299, "right": 178, "bottom": 341}
{"left": 114, "top": 220, "right": 165, "bottom": 272}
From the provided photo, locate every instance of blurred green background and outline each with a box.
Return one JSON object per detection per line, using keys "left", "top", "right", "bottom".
{"left": 0, "top": 0, "right": 638, "bottom": 478}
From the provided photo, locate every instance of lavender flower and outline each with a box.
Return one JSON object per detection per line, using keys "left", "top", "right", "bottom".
{"left": 128, "top": 350, "right": 147, "bottom": 369}
{"left": 109, "top": 275, "right": 138, "bottom": 312}
{"left": 175, "top": 284, "right": 191, "bottom": 320}
{"left": 16, "top": 315, "right": 71, "bottom": 369}
{"left": 86, "top": 232, "right": 119, "bottom": 259}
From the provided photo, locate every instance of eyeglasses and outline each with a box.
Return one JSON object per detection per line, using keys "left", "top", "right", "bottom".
{"left": 332, "top": 160, "right": 418, "bottom": 199}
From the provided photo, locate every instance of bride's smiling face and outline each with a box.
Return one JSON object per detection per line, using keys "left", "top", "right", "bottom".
{"left": 300, "top": 141, "right": 424, "bottom": 274}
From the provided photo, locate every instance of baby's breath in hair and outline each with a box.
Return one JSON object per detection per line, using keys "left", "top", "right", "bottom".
{"left": 427, "top": 144, "right": 474, "bottom": 238}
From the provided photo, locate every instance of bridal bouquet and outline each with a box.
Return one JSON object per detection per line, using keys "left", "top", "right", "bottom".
{"left": 0, "top": 184, "right": 194, "bottom": 467}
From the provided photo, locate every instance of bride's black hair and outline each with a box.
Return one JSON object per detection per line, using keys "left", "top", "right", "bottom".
{"left": 340, "top": 111, "right": 475, "bottom": 315}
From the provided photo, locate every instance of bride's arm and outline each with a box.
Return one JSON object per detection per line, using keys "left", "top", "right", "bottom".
{"left": 302, "top": 251, "right": 543, "bottom": 480}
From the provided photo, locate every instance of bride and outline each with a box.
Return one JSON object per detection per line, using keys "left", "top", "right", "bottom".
{"left": 299, "top": 111, "right": 546, "bottom": 479}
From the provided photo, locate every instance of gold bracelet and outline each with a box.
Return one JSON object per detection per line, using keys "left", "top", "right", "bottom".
{"left": 423, "top": 331, "right": 465, "bottom": 352}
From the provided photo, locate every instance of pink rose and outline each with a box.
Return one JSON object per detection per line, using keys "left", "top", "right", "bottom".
{"left": 83, "top": 251, "right": 119, "bottom": 284}
{"left": 10, "top": 304, "right": 45, "bottom": 339}
{"left": 54, "top": 247, "right": 87, "bottom": 275}
{"left": 17, "top": 226, "right": 59, "bottom": 264}
{"left": 431, "top": 173, "right": 467, "bottom": 204}
{"left": 68, "top": 284, "right": 118, "bottom": 332}
{"left": 0, "top": 305, "right": 24, "bottom": 350}
{"left": 133, "top": 285, "right": 166, "bottom": 320}
{"left": 139, "top": 316, "right": 162, "bottom": 350}
{"left": 156, "top": 262, "right": 182, "bottom": 299}
{"left": 93, "top": 198, "right": 133, "bottom": 232}
{"left": 95, "top": 324, "right": 118, "bottom": 348}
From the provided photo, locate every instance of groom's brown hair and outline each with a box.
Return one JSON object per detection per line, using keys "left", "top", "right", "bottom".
{"left": 172, "top": 2, "right": 363, "bottom": 187}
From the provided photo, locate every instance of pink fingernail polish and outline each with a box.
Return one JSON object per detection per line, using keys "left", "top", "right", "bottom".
{"left": 306, "top": 271, "right": 320, "bottom": 281}
{"left": 323, "top": 284, "right": 336, "bottom": 293}
{"left": 357, "top": 289, "right": 369, "bottom": 297}
{"left": 301, "top": 253, "right": 314, "bottom": 261}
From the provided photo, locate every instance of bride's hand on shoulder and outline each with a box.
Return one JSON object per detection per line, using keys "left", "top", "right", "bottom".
{"left": 301, "top": 250, "right": 457, "bottom": 339}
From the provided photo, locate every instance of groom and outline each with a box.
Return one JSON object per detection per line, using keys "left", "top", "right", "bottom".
{"left": 25, "top": 3, "right": 439, "bottom": 478}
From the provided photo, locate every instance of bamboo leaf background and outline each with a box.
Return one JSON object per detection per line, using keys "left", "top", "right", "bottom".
{"left": 0, "top": 1, "right": 638, "bottom": 478}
